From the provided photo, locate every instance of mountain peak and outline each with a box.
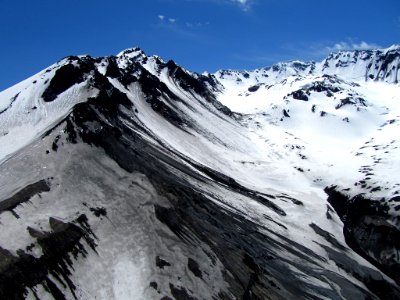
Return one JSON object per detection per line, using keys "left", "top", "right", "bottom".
{"left": 320, "top": 45, "right": 400, "bottom": 82}
{"left": 116, "top": 47, "right": 146, "bottom": 58}
{"left": 384, "top": 44, "right": 400, "bottom": 54}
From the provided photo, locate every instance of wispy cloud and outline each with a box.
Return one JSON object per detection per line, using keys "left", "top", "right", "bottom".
{"left": 231, "top": 0, "right": 249, "bottom": 5}
{"left": 186, "top": 0, "right": 254, "bottom": 11}
{"left": 325, "top": 41, "right": 381, "bottom": 52}
{"left": 154, "top": 15, "right": 213, "bottom": 44}
{"left": 158, "top": 15, "right": 178, "bottom": 24}
{"left": 230, "top": 0, "right": 252, "bottom": 10}
{"left": 185, "top": 21, "right": 210, "bottom": 28}
{"left": 264, "top": 40, "right": 384, "bottom": 65}
{"left": 157, "top": 15, "right": 209, "bottom": 28}
{"left": 232, "top": 39, "right": 385, "bottom": 70}
{"left": 297, "top": 39, "right": 383, "bottom": 59}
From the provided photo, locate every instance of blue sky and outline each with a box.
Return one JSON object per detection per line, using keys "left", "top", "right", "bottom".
{"left": 0, "top": 0, "right": 399, "bottom": 91}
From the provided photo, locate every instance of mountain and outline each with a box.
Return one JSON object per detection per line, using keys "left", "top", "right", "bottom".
{"left": 0, "top": 45, "right": 399, "bottom": 300}
{"left": 216, "top": 45, "right": 400, "bottom": 85}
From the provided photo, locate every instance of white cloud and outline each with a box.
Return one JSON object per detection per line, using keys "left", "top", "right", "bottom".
{"left": 184, "top": 0, "right": 253, "bottom": 11}
{"left": 231, "top": 0, "right": 251, "bottom": 10}
{"left": 159, "top": 14, "right": 209, "bottom": 28}
{"left": 282, "top": 40, "right": 383, "bottom": 62}
{"left": 157, "top": 15, "right": 177, "bottom": 24}
{"left": 326, "top": 41, "right": 381, "bottom": 52}
{"left": 185, "top": 21, "right": 210, "bottom": 28}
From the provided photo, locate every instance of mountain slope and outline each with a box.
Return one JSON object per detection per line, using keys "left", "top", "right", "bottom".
{"left": 0, "top": 46, "right": 399, "bottom": 299}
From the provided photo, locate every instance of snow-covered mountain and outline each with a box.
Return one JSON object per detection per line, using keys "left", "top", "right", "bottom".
{"left": 0, "top": 45, "right": 399, "bottom": 299}
{"left": 216, "top": 45, "right": 400, "bottom": 85}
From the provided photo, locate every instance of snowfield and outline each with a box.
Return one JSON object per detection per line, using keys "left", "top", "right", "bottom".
{"left": 0, "top": 45, "right": 400, "bottom": 299}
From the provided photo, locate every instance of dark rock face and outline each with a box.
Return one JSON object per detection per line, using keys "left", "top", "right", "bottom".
{"left": 308, "top": 81, "right": 341, "bottom": 94}
{"left": 0, "top": 180, "right": 50, "bottom": 218}
{"left": 325, "top": 186, "right": 400, "bottom": 286}
{"left": 187, "top": 258, "right": 202, "bottom": 278}
{"left": 289, "top": 90, "right": 308, "bottom": 101}
{"left": 137, "top": 70, "right": 189, "bottom": 128}
{"left": 0, "top": 215, "right": 96, "bottom": 300}
{"left": 322, "top": 47, "right": 400, "bottom": 83}
{"left": 104, "top": 57, "right": 123, "bottom": 78}
{"left": 283, "top": 109, "right": 290, "bottom": 118}
{"left": 162, "top": 60, "right": 231, "bottom": 117}
{"left": 89, "top": 206, "right": 107, "bottom": 218}
{"left": 156, "top": 256, "right": 171, "bottom": 269}
{"left": 335, "top": 96, "right": 366, "bottom": 110}
{"left": 288, "top": 79, "right": 343, "bottom": 102}
{"left": 169, "top": 283, "right": 198, "bottom": 300}
{"left": 309, "top": 223, "right": 346, "bottom": 251}
{"left": 165, "top": 60, "right": 217, "bottom": 101}
{"left": 42, "top": 58, "right": 94, "bottom": 102}
{"left": 248, "top": 85, "right": 261, "bottom": 92}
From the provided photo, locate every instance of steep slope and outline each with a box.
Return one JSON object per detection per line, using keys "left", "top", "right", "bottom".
{"left": 0, "top": 46, "right": 399, "bottom": 300}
